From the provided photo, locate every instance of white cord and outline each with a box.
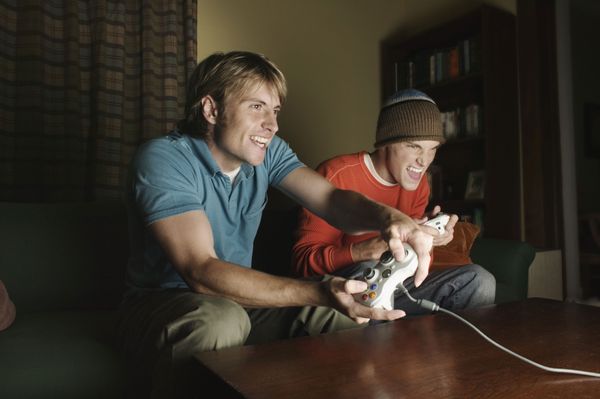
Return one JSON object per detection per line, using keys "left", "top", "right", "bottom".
{"left": 397, "top": 284, "right": 600, "bottom": 378}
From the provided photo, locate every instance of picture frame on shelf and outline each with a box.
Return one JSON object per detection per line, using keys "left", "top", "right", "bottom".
{"left": 584, "top": 102, "right": 600, "bottom": 158}
{"left": 465, "top": 170, "right": 485, "bottom": 200}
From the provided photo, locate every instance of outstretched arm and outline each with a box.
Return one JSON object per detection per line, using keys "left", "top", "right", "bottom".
{"left": 279, "top": 167, "right": 433, "bottom": 286}
{"left": 292, "top": 206, "right": 388, "bottom": 277}
{"left": 149, "top": 209, "right": 405, "bottom": 323}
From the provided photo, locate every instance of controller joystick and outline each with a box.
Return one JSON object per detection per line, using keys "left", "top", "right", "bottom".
{"left": 353, "top": 246, "right": 418, "bottom": 310}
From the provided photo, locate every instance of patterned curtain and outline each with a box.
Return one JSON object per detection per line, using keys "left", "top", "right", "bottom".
{"left": 0, "top": 0, "right": 197, "bottom": 201}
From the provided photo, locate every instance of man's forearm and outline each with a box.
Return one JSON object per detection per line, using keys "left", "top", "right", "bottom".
{"left": 182, "top": 257, "right": 329, "bottom": 308}
{"left": 324, "top": 188, "right": 415, "bottom": 235}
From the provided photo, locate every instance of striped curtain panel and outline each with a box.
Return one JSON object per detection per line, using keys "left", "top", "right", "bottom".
{"left": 0, "top": 0, "right": 197, "bottom": 201}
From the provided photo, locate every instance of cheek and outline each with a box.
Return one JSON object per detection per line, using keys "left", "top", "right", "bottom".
{"left": 390, "top": 151, "right": 412, "bottom": 168}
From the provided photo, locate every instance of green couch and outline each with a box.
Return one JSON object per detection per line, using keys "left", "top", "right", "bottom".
{"left": 0, "top": 202, "right": 128, "bottom": 399}
{"left": 0, "top": 201, "right": 536, "bottom": 398}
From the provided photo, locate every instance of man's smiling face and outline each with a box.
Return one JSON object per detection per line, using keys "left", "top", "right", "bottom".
{"left": 208, "top": 82, "right": 281, "bottom": 172}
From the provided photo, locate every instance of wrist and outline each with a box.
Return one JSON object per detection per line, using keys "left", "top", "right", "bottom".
{"left": 314, "top": 278, "right": 334, "bottom": 307}
{"left": 350, "top": 241, "right": 371, "bottom": 262}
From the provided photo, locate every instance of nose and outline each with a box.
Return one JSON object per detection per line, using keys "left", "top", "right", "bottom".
{"left": 263, "top": 112, "right": 278, "bottom": 134}
{"left": 417, "top": 150, "right": 434, "bottom": 167}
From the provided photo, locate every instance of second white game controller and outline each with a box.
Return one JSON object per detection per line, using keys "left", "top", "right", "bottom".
{"left": 423, "top": 212, "right": 450, "bottom": 234}
{"left": 354, "top": 246, "right": 418, "bottom": 310}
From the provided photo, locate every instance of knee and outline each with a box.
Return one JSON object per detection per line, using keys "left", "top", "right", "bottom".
{"left": 469, "top": 265, "right": 496, "bottom": 305}
{"left": 203, "top": 298, "right": 251, "bottom": 349}
{"left": 169, "top": 296, "right": 251, "bottom": 354}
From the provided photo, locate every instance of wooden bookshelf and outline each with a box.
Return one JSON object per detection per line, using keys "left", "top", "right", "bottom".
{"left": 381, "top": 5, "right": 521, "bottom": 240}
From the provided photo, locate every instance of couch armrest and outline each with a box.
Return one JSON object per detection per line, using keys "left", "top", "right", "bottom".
{"left": 470, "top": 237, "right": 536, "bottom": 304}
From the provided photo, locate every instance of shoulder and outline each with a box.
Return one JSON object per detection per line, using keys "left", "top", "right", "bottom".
{"left": 265, "top": 135, "right": 294, "bottom": 158}
{"left": 263, "top": 136, "right": 305, "bottom": 184}
{"left": 130, "top": 132, "right": 204, "bottom": 196}
{"left": 135, "top": 133, "right": 188, "bottom": 163}
{"left": 316, "top": 152, "right": 364, "bottom": 179}
{"left": 134, "top": 132, "right": 202, "bottom": 173}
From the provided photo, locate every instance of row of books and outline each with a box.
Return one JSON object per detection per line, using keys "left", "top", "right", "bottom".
{"left": 441, "top": 103, "right": 483, "bottom": 140}
{"left": 393, "top": 35, "right": 481, "bottom": 90}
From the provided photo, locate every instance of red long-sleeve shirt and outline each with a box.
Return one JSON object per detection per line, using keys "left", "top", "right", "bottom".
{"left": 292, "top": 151, "right": 430, "bottom": 277}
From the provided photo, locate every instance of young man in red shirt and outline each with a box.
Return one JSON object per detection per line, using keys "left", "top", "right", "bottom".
{"left": 292, "top": 89, "right": 495, "bottom": 314}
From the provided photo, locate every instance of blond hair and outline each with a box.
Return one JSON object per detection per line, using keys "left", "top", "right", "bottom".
{"left": 178, "top": 51, "right": 287, "bottom": 138}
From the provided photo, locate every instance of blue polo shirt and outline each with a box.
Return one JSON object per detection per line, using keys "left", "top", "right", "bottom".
{"left": 125, "top": 130, "right": 304, "bottom": 291}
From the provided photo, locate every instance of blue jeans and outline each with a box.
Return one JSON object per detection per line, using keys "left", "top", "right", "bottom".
{"left": 333, "top": 261, "right": 496, "bottom": 316}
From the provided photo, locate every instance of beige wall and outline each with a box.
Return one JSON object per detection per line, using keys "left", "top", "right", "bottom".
{"left": 197, "top": 0, "right": 515, "bottom": 169}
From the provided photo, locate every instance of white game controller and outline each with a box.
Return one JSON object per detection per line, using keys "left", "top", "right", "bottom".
{"left": 354, "top": 246, "right": 418, "bottom": 310}
{"left": 423, "top": 212, "right": 450, "bottom": 234}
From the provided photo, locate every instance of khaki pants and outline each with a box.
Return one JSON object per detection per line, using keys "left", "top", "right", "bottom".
{"left": 116, "top": 289, "right": 360, "bottom": 399}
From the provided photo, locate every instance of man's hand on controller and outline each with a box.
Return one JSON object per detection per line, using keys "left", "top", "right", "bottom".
{"left": 323, "top": 277, "right": 406, "bottom": 324}
{"left": 350, "top": 236, "right": 388, "bottom": 263}
{"left": 380, "top": 215, "right": 432, "bottom": 288}
{"left": 417, "top": 206, "right": 459, "bottom": 246}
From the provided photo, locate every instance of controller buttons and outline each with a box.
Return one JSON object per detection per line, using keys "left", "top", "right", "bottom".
{"left": 361, "top": 294, "right": 369, "bottom": 301}
{"left": 363, "top": 268, "right": 375, "bottom": 280}
{"left": 369, "top": 292, "right": 377, "bottom": 299}
{"left": 382, "top": 269, "right": 392, "bottom": 278}
{"left": 369, "top": 283, "right": 378, "bottom": 290}
{"left": 380, "top": 251, "right": 395, "bottom": 264}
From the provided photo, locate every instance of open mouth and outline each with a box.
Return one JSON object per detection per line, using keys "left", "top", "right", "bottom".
{"left": 250, "top": 135, "right": 269, "bottom": 149}
{"left": 407, "top": 166, "right": 423, "bottom": 181}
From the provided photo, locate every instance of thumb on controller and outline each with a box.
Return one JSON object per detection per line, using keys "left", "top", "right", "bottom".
{"left": 345, "top": 279, "right": 368, "bottom": 294}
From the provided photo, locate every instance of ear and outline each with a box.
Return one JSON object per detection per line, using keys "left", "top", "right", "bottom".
{"left": 201, "top": 95, "right": 218, "bottom": 125}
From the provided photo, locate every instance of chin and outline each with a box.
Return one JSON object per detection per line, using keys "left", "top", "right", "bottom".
{"left": 400, "top": 178, "right": 421, "bottom": 191}
{"left": 247, "top": 155, "right": 266, "bottom": 166}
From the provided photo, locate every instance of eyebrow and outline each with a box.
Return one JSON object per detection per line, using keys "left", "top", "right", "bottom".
{"left": 406, "top": 142, "right": 440, "bottom": 150}
{"left": 244, "top": 97, "right": 281, "bottom": 110}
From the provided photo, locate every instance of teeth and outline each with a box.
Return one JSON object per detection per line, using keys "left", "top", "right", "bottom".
{"left": 407, "top": 166, "right": 423, "bottom": 173}
{"left": 250, "top": 135, "right": 269, "bottom": 148}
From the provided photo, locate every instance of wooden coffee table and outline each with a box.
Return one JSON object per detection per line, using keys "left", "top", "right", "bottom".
{"left": 195, "top": 298, "right": 600, "bottom": 398}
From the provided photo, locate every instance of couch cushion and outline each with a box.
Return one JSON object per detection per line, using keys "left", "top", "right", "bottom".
{"left": 0, "top": 310, "right": 125, "bottom": 399}
{"left": 0, "top": 201, "right": 128, "bottom": 313}
{"left": 470, "top": 237, "right": 536, "bottom": 303}
{"left": 431, "top": 222, "right": 480, "bottom": 270}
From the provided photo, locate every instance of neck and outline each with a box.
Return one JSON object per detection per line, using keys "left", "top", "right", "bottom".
{"left": 205, "top": 134, "right": 242, "bottom": 173}
{"left": 369, "top": 148, "right": 394, "bottom": 184}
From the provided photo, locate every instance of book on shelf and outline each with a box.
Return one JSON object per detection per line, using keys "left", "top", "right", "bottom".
{"left": 464, "top": 104, "right": 482, "bottom": 138}
{"left": 441, "top": 103, "right": 482, "bottom": 141}
{"left": 448, "top": 46, "right": 460, "bottom": 79}
{"left": 393, "top": 35, "right": 482, "bottom": 90}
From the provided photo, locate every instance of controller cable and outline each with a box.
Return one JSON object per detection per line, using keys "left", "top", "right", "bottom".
{"left": 396, "top": 283, "right": 600, "bottom": 378}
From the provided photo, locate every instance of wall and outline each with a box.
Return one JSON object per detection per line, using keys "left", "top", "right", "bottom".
{"left": 197, "top": 0, "right": 516, "bottom": 173}
{"left": 571, "top": 0, "right": 600, "bottom": 214}
{"left": 528, "top": 249, "right": 563, "bottom": 300}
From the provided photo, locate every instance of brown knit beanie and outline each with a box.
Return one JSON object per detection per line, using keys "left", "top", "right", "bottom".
{"left": 375, "top": 89, "right": 444, "bottom": 147}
